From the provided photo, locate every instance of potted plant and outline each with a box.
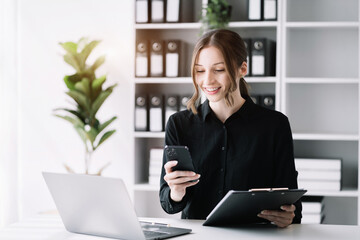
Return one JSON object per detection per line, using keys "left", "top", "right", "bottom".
{"left": 54, "top": 38, "right": 117, "bottom": 175}
{"left": 200, "top": 0, "right": 232, "bottom": 35}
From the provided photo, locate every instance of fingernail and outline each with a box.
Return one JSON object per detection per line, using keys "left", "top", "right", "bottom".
{"left": 280, "top": 206, "right": 285, "bottom": 210}
{"left": 197, "top": 174, "right": 201, "bottom": 178}
{"left": 191, "top": 172, "right": 196, "bottom": 176}
{"left": 261, "top": 211, "right": 266, "bottom": 214}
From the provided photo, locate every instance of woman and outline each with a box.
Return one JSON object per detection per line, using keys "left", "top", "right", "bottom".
{"left": 159, "top": 29, "right": 301, "bottom": 228}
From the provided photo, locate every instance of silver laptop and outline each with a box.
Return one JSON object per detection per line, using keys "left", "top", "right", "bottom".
{"left": 42, "top": 172, "right": 191, "bottom": 240}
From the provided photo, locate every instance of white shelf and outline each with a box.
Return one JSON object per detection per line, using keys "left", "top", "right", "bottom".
{"left": 285, "top": 22, "right": 359, "bottom": 28}
{"left": 285, "top": 78, "right": 359, "bottom": 84}
{"left": 135, "top": 21, "right": 279, "bottom": 30}
{"left": 134, "top": 185, "right": 359, "bottom": 197}
{"left": 134, "top": 132, "right": 165, "bottom": 138}
{"left": 293, "top": 133, "right": 359, "bottom": 141}
{"left": 229, "top": 21, "right": 279, "bottom": 28}
{"left": 305, "top": 189, "right": 359, "bottom": 198}
{"left": 246, "top": 76, "right": 278, "bottom": 83}
{"left": 135, "top": 22, "right": 201, "bottom": 29}
{"left": 135, "top": 77, "right": 278, "bottom": 84}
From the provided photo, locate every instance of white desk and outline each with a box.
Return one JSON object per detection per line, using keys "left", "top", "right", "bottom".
{"left": 1, "top": 215, "right": 360, "bottom": 240}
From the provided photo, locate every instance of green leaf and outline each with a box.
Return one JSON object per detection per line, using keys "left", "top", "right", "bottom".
{"left": 91, "top": 90, "right": 111, "bottom": 117}
{"left": 90, "top": 55, "right": 105, "bottom": 71}
{"left": 54, "top": 108, "right": 86, "bottom": 123}
{"left": 64, "top": 75, "right": 76, "bottom": 90}
{"left": 54, "top": 114, "right": 83, "bottom": 126}
{"left": 95, "top": 130, "right": 116, "bottom": 149}
{"left": 80, "top": 40, "right": 100, "bottom": 65}
{"left": 92, "top": 75, "right": 106, "bottom": 90}
{"left": 74, "top": 78, "right": 90, "bottom": 97}
{"left": 64, "top": 54, "right": 81, "bottom": 72}
{"left": 66, "top": 90, "right": 89, "bottom": 112}
{"left": 74, "top": 125, "right": 88, "bottom": 145}
{"left": 91, "top": 83, "right": 117, "bottom": 116}
{"left": 60, "top": 42, "right": 77, "bottom": 55}
{"left": 91, "top": 75, "right": 106, "bottom": 100}
{"left": 98, "top": 116, "right": 117, "bottom": 134}
{"left": 86, "top": 126, "right": 99, "bottom": 144}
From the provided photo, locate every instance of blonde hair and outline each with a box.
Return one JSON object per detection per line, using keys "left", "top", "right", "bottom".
{"left": 187, "top": 29, "right": 249, "bottom": 114}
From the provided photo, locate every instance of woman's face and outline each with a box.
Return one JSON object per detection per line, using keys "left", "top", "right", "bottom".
{"left": 194, "top": 46, "right": 230, "bottom": 104}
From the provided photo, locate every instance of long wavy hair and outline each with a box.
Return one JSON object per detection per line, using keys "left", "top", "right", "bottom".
{"left": 187, "top": 29, "right": 249, "bottom": 114}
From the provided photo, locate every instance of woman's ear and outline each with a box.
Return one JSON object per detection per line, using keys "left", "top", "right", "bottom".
{"left": 238, "top": 61, "right": 248, "bottom": 77}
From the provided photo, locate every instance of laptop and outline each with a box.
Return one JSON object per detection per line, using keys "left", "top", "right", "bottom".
{"left": 42, "top": 172, "right": 191, "bottom": 240}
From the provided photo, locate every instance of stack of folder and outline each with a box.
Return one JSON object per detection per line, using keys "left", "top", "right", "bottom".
{"left": 136, "top": 0, "right": 194, "bottom": 23}
{"left": 148, "top": 148, "right": 164, "bottom": 185}
{"left": 295, "top": 158, "right": 342, "bottom": 191}
{"left": 135, "top": 94, "right": 192, "bottom": 132}
{"left": 135, "top": 39, "right": 186, "bottom": 78}
{"left": 301, "top": 197, "right": 324, "bottom": 224}
{"left": 243, "top": 38, "right": 276, "bottom": 77}
{"left": 250, "top": 94, "right": 275, "bottom": 110}
{"left": 248, "top": 0, "right": 277, "bottom": 21}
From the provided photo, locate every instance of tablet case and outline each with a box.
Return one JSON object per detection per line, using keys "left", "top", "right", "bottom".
{"left": 203, "top": 189, "right": 306, "bottom": 226}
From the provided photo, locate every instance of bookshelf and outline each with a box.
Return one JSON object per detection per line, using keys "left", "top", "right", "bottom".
{"left": 132, "top": 0, "right": 360, "bottom": 225}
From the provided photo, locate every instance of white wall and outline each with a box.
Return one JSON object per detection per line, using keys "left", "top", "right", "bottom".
{"left": 16, "top": 0, "right": 134, "bottom": 219}
{"left": 0, "top": 0, "right": 19, "bottom": 227}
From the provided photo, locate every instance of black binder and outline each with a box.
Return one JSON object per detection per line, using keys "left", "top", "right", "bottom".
{"left": 135, "top": 95, "right": 148, "bottom": 131}
{"left": 179, "top": 95, "right": 191, "bottom": 111}
{"left": 165, "top": 95, "right": 179, "bottom": 125}
{"left": 261, "top": 94, "right": 275, "bottom": 110}
{"left": 250, "top": 38, "right": 276, "bottom": 76}
{"left": 151, "top": 0, "right": 165, "bottom": 23}
{"left": 165, "top": 40, "right": 181, "bottom": 77}
{"left": 263, "top": 0, "right": 277, "bottom": 21}
{"left": 203, "top": 189, "right": 307, "bottom": 226}
{"left": 248, "top": 0, "right": 263, "bottom": 21}
{"left": 150, "top": 40, "right": 164, "bottom": 77}
{"left": 243, "top": 38, "right": 252, "bottom": 76}
{"left": 149, "top": 94, "right": 164, "bottom": 132}
{"left": 166, "top": 0, "right": 194, "bottom": 23}
{"left": 135, "top": 40, "right": 149, "bottom": 77}
{"left": 136, "top": 0, "right": 150, "bottom": 23}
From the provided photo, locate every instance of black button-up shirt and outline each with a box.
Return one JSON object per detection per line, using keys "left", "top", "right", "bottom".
{"left": 159, "top": 97, "right": 302, "bottom": 223}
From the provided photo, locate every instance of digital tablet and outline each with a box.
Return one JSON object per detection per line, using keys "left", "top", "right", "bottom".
{"left": 203, "top": 188, "right": 307, "bottom": 226}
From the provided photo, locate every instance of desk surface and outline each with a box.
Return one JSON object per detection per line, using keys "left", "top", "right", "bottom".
{"left": 1, "top": 215, "right": 360, "bottom": 240}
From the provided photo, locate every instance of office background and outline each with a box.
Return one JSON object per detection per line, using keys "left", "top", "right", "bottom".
{"left": 1, "top": 0, "right": 360, "bottom": 228}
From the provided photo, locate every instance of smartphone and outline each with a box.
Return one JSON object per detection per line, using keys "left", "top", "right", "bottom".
{"left": 164, "top": 145, "right": 195, "bottom": 172}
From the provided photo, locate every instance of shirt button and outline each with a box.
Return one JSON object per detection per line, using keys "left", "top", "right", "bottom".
{"left": 220, "top": 168, "right": 224, "bottom": 172}
{"left": 221, "top": 146, "right": 225, "bottom": 150}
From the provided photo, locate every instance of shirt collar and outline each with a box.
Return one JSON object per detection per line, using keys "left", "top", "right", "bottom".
{"left": 199, "top": 96, "right": 255, "bottom": 122}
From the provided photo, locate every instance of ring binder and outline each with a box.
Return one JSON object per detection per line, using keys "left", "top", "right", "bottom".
{"left": 150, "top": 41, "right": 164, "bottom": 77}
{"left": 149, "top": 94, "right": 164, "bottom": 132}
{"left": 135, "top": 40, "right": 149, "bottom": 77}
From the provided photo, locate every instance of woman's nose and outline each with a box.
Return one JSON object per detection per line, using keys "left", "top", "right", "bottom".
{"left": 203, "top": 71, "right": 215, "bottom": 85}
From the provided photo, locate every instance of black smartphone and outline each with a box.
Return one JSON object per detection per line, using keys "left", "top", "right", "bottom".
{"left": 164, "top": 145, "right": 195, "bottom": 172}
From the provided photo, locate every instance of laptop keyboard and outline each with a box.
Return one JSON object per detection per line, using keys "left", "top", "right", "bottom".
{"left": 143, "top": 230, "right": 169, "bottom": 239}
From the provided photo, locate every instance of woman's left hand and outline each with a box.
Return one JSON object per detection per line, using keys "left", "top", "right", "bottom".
{"left": 257, "top": 204, "right": 296, "bottom": 228}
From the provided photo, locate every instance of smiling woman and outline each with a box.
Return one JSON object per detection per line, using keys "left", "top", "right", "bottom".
{"left": 159, "top": 29, "right": 302, "bottom": 228}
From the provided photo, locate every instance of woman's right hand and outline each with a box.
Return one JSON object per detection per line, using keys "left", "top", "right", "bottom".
{"left": 163, "top": 160, "right": 200, "bottom": 202}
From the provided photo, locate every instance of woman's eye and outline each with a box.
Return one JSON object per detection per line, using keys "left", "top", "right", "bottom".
{"left": 196, "top": 70, "right": 205, "bottom": 73}
{"left": 215, "top": 69, "right": 225, "bottom": 72}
